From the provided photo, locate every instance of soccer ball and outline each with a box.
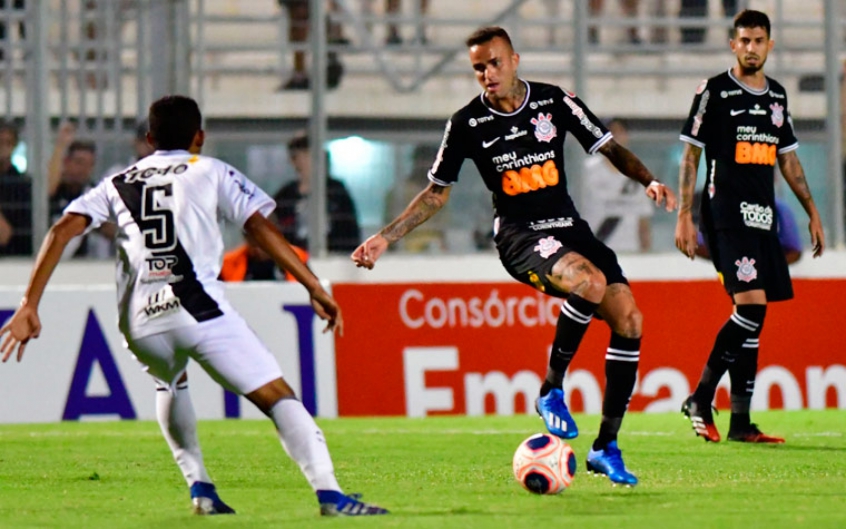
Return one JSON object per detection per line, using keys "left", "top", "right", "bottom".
{"left": 512, "top": 433, "right": 577, "bottom": 494}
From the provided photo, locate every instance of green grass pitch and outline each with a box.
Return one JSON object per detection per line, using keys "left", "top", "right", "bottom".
{"left": 1, "top": 410, "right": 844, "bottom": 528}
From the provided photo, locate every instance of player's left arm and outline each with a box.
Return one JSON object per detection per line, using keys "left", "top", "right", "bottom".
{"left": 0, "top": 213, "right": 89, "bottom": 362}
{"left": 777, "top": 150, "right": 824, "bottom": 257}
{"left": 598, "top": 139, "right": 677, "bottom": 211}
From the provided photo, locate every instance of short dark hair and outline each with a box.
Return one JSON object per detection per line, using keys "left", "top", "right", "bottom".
{"left": 734, "top": 9, "right": 771, "bottom": 38}
{"left": 134, "top": 119, "right": 149, "bottom": 141}
{"left": 287, "top": 130, "right": 309, "bottom": 152}
{"left": 0, "top": 120, "right": 19, "bottom": 144}
{"left": 465, "top": 26, "right": 513, "bottom": 50}
{"left": 67, "top": 139, "right": 96, "bottom": 157}
{"left": 148, "top": 95, "right": 202, "bottom": 150}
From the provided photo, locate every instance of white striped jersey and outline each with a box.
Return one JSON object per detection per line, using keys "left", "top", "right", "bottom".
{"left": 64, "top": 149, "right": 276, "bottom": 339}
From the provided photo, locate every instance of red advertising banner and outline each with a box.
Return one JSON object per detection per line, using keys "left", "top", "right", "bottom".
{"left": 333, "top": 280, "right": 845, "bottom": 417}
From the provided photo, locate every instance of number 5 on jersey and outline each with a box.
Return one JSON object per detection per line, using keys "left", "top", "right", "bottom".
{"left": 140, "top": 184, "right": 176, "bottom": 252}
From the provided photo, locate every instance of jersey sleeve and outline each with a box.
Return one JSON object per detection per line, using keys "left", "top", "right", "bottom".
{"left": 216, "top": 162, "right": 276, "bottom": 227}
{"left": 63, "top": 178, "right": 112, "bottom": 234}
{"left": 776, "top": 94, "right": 799, "bottom": 154}
{"left": 680, "top": 79, "right": 712, "bottom": 149}
{"left": 428, "top": 116, "right": 467, "bottom": 186}
{"left": 556, "top": 88, "right": 611, "bottom": 154}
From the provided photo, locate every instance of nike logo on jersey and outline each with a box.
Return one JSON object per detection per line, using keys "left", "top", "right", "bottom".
{"left": 730, "top": 109, "right": 746, "bottom": 116}
{"left": 482, "top": 137, "right": 501, "bottom": 149}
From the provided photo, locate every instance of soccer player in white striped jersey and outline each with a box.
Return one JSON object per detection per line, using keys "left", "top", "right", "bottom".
{"left": 0, "top": 95, "right": 387, "bottom": 517}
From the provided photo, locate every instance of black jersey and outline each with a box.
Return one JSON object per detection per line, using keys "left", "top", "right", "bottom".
{"left": 680, "top": 69, "right": 798, "bottom": 233}
{"left": 428, "top": 80, "right": 611, "bottom": 224}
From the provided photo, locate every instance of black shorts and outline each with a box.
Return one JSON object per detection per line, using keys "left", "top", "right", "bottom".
{"left": 707, "top": 228, "right": 793, "bottom": 302}
{"left": 494, "top": 218, "right": 628, "bottom": 298}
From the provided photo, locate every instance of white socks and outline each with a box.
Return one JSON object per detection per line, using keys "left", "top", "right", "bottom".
{"left": 156, "top": 386, "right": 340, "bottom": 494}
{"left": 156, "top": 384, "right": 211, "bottom": 486}
{"left": 269, "top": 398, "right": 341, "bottom": 492}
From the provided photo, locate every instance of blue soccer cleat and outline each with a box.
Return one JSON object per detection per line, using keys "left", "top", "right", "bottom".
{"left": 190, "top": 481, "right": 236, "bottom": 515}
{"left": 317, "top": 490, "right": 389, "bottom": 516}
{"left": 586, "top": 440, "right": 638, "bottom": 486}
{"left": 535, "top": 388, "right": 578, "bottom": 439}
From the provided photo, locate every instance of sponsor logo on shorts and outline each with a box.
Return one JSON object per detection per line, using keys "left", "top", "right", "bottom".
{"left": 528, "top": 217, "right": 574, "bottom": 231}
{"left": 533, "top": 236, "right": 563, "bottom": 259}
{"left": 735, "top": 256, "right": 758, "bottom": 283}
{"left": 528, "top": 271, "right": 545, "bottom": 292}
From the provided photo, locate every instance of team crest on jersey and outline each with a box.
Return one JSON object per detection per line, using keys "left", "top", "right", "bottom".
{"left": 770, "top": 103, "right": 784, "bottom": 128}
{"left": 735, "top": 257, "right": 757, "bottom": 283}
{"left": 533, "top": 236, "right": 563, "bottom": 259}
{"left": 531, "top": 113, "right": 557, "bottom": 143}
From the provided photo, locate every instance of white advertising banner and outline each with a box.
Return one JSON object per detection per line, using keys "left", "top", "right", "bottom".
{"left": 0, "top": 283, "right": 337, "bottom": 423}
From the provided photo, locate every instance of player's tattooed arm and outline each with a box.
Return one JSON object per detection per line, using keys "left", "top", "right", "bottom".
{"left": 598, "top": 139, "right": 655, "bottom": 186}
{"left": 599, "top": 139, "right": 677, "bottom": 211}
{"left": 380, "top": 183, "right": 451, "bottom": 243}
{"left": 778, "top": 150, "right": 825, "bottom": 257}
{"left": 677, "top": 143, "right": 702, "bottom": 216}
{"left": 778, "top": 151, "right": 815, "bottom": 208}
{"left": 674, "top": 143, "right": 702, "bottom": 259}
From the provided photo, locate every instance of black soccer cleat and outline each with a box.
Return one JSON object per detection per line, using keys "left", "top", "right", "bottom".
{"left": 681, "top": 395, "right": 721, "bottom": 442}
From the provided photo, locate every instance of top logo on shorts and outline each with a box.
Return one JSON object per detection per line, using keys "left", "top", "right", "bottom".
{"left": 735, "top": 256, "right": 757, "bottom": 283}
{"left": 770, "top": 103, "right": 784, "bottom": 128}
{"left": 531, "top": 113, "right": 557, "bottom": 143}
{"left": 534, "top": 236, "right": 563, "bottom": 259}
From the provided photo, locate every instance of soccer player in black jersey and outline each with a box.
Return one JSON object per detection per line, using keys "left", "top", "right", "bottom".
{"left": 351, "top": 26, "right": 676, "bottom": 486}
{"left": 675, "top": 10, "right": 824, "bottom": 444}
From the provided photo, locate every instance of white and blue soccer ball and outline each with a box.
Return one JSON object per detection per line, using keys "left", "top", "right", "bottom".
{"left": 512, "top": 433, "right": 577, "bottom": 494}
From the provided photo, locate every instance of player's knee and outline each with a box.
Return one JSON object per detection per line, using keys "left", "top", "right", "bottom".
{"left": 246, "top": 377, "right": 297, "bottom": 414}
{"left": 577, "top": 272, "right": 607, "bottom": 301}
{"left": 611, "top": 305, "right": 643, "bottom": 338}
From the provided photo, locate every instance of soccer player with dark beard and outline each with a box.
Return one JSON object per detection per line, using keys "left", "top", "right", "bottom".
{"left": 675, "top": 9, "right": 824, "bottom": 444}
{"left": 351, "top": 26, "right": 677, "bottom": 486}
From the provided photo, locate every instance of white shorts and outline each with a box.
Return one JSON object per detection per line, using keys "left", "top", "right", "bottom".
{"left": 127, "top": 312, "right": 283, "bottom": 395}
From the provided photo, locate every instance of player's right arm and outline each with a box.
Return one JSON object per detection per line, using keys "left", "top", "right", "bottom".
{"left": 675, "top": 142, "right": 702, "bottom": 259}
{"left": 353, "top": 114, "right": 463, "bottom": 269}
{"left": 0, "top": 212, "right": 89, "bottom": 362}
{"left": 351, "top": 182, "right": 451, "bottom": 269}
